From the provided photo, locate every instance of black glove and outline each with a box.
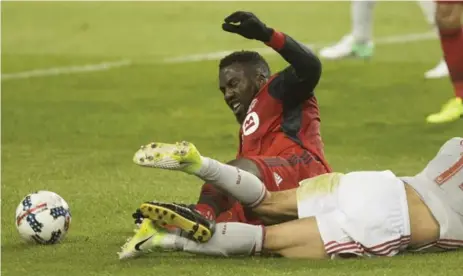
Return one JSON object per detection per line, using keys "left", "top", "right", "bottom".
{"left": 222, "top": 11, "right": 274, "bottom": 42}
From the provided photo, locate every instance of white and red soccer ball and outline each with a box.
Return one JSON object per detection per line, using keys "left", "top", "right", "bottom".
{"left": 15, "top": 190, "right": 71, "bottom": 244}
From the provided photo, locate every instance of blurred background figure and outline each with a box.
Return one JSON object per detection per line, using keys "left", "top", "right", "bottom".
{"left": 319, "top": 1, "right": 449, "bottom": 79}
{"left": 426, "top": 1, "right": 463, "bottom": 124}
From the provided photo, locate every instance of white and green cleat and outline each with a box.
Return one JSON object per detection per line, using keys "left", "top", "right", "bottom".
{"left": 133, "top": 141, "right": 202, "bottom": 175}
{"left": 319, "top": 34, "right": 374, "bottom": 60}
{"left": 118, "top": 219, "right": 178, "bottom": 260}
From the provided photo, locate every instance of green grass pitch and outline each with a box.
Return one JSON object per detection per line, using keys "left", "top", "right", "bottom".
{"left": 2, "top": 1, "right": 462, "bottom": 276}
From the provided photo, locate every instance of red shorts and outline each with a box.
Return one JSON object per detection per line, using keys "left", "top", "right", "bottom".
{"left": 216, "top": 145, "right": 331, "bottom": 224}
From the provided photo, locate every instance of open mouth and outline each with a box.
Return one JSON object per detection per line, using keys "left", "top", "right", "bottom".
{"left": 232, "top": 102, "right": 241, "bottom": 114}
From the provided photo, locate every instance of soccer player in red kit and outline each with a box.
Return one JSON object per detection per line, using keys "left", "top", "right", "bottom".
{"left": 132, "top": 11, "right": 331, "bottom": 234}
{"left": 426, "top": 1, "right": 463, "bottom": 124}
{"left": 196, "top": 11, "right": 331, "bottom": 225}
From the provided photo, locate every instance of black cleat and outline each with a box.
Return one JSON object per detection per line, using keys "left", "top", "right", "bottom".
{"left": 139, "top": 202, "right": 215, "bottom": 243}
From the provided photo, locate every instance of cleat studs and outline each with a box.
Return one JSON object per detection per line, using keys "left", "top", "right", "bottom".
{"left": 148, "top": 207, "right": 153, "bottom": 212}
{"left": 198, "top": 236, "right": 203, "bottom": 242}
{"left": 158, "top": 216, "right": 162, "bottom": 220}
{"left": 192, "top": 225, "right": 199, "bottom": 231}
{"left": 163, "top": 210, "right": 167, "bottom": 215}
{"left": 151, "top": 143, "right": 157, "bottom": 149}
{"left": 171, "top": 214, "right": 176, "bottom": 219}
{"left": 147, "top": 156, "right": 154, "bottom": 161}
{"left": 155, "top": 209, "right": 159, "bottom": 213}
{"left": 139, "top": 158, "right": 145, "bottom": 163}
{"left": 202, "top": 230, "right": 207, "bottom": 235}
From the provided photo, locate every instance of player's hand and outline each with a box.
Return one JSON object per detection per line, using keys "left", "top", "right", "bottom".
{"left": 222, "top": 11, "right": 274, "bottom": 42}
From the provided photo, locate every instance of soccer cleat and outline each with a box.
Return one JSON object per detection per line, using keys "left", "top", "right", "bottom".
{"left": 351, "top": 42, "right": 374, "bottom": 59}
{"left": 319, "top": 34, "right": 374, "bottom": 60}
{"left": 118, "top": 219, "right": 177, "bottom": 260}
{"left": 426, "top": 97, "right": 463, "bottom": 124}
{"left": 424, "top": 59, "right": 449, "bottom": 79}
{"left": 132, "top": 208, "right": 145, "bottom": 228}
{"left": 139, "top": 201, "right": 215, "bottom": 243}
{"left": 133, "top": 141, "right": 202, "bottom": 175}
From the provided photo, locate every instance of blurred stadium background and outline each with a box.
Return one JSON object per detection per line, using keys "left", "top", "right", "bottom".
{"left": 2, "top": 1, "right": 462, "bottom": 275}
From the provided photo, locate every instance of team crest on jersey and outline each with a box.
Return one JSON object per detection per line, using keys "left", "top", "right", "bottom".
{"left": 242, "top": 112, "right": 259, "bottom": 136}
{"left": 247, "top": 99, "right": 258, "bottom": 113}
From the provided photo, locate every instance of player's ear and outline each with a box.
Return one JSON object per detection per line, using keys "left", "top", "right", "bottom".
{"left": 255, "top": 72, "right": 267, "bottom": 89}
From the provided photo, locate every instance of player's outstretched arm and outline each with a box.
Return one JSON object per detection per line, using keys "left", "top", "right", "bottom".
{"left": 222, "top": 11, "right": 321, "bottom": 102}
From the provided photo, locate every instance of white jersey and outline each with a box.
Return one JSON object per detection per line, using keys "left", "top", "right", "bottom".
{"left": 401, "top": 137, "right": 463, "bottom": 252}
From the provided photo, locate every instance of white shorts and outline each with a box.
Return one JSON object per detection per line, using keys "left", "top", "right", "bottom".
{"left": 297, "top": 171, "right": 411, "bottom": 258}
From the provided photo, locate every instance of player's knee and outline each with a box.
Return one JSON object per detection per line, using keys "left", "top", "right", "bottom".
{"left": 226, "top": 158, "right": 262, "bottom": 180}
{"left": 435, "top": 3, "right": 463, "bottom": 29}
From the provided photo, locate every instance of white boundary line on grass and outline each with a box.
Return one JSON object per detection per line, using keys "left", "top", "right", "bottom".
{"left": 1, "top": 32, "right": 437, "bottom": 81}
{"left": 1, "top": 59, "right": 132, "bottom": 81}
{"left": 163, "top": 31, "right": 437, "bottom": 63}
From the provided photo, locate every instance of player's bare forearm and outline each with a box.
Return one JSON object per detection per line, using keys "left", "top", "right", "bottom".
{"left": 265, "top": 31, "right": 321, "bottom": 81}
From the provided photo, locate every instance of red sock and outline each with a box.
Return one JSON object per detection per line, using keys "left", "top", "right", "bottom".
{"left": 439, "top": 27, "right": 463, "bottom": 99}
{"left": 194, "top": 183, "right": 236, "bottom": 220}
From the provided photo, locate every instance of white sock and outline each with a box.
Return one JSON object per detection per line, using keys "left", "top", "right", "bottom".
{"left": 351, "top": 0, "right": 376, "bottom": 44}
{"left": 194, "top": 157, "right": 267, "bottom": 208}
{"left": 417, "top": 0, "right": 436, "bottom": 26}
{"left": 181, "top": 223, "right": 264, "bottom": 257}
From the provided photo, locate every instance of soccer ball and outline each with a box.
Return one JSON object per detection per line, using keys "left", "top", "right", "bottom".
{"left": 15, "top": 190, "right": 71, "bottom": 244}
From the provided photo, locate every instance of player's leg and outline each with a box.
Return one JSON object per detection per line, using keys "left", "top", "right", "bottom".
{"left": 133, "top": 141, "right": 269, "bottom": 207}
{"left": 319, "top": 0, "right": 375, "bottom": 59}
{"left": 120, "top": 211, "right": 328, "bottom": 259}
{"left": 122, "top": 217, "right": 329, "bottom": 259}
{"left": 137, "top": 172, "right": 344, "bottom": 248}
{"left": 194, "top": 158, "right": 262, "bottom": 221}
{"left": 418, "top": 0, "right": 450, "bottom": 79}
{"left": 133, "top": 141, "right": 295, "bottom": 238}
{"left": 135, "top": 171, "right": 410, "bottom": 259}
{"left": 120, "top": 173, "right": 440, "bottom": 260}
{"left": 223, "top": 155, "right": 302, "bottom": 225}
{"left": 119, "top": 188, "right": 301, "bottom": 260}
{"left": 426, "top": 1, "right": 463, "bottom": 123}
{"left": 179, "top": 218, "right": 329, "bottom": 259}
{"left": 351, "top": 0, "right": 375, "bottom": 47}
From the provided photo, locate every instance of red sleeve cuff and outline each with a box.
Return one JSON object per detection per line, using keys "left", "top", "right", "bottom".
{"left": 265, "top": 31, "right": 285, "bottom": 51}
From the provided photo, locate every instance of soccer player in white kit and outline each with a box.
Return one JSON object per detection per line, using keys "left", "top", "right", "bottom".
{"left": 119, "top": 137, "right": 463, "bottom": 259}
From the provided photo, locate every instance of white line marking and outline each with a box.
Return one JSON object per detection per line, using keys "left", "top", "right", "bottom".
{"left": 1, "top": 32, "right": 438, "bottom": 80}
{"left": 1, "top": 59, "right": 132, "bottom": 81}
{"left": 163, "top": 31, "right": 437, "bottom": 64}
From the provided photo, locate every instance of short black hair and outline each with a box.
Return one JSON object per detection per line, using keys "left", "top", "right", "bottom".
{"left": 219, "top": 50, "right": 270, "bottom": 78}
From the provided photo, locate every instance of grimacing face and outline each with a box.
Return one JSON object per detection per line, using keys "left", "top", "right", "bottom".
{"left": 219, "top": 63, "right": 264, "bottom": 124}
